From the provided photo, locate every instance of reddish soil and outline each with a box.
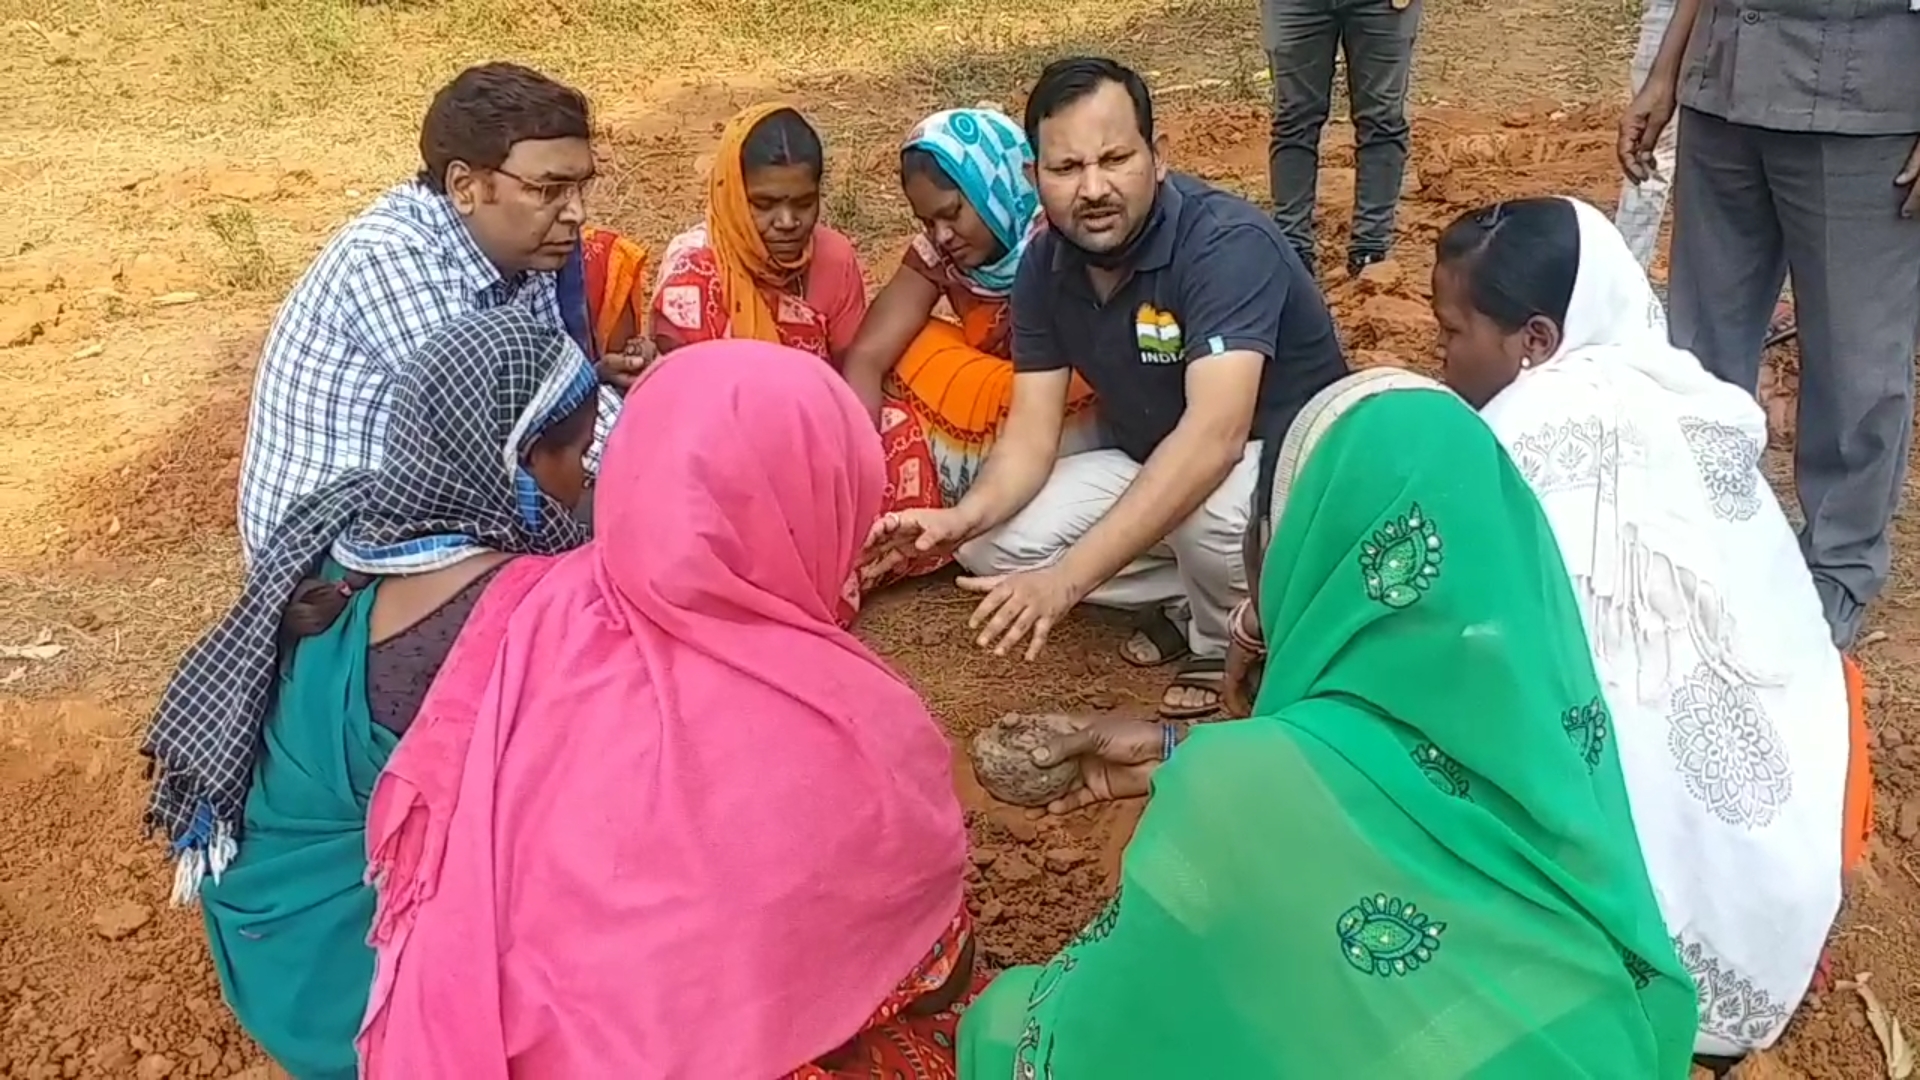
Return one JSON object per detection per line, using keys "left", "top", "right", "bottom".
{"left": 0, "top": 100, "right": 1903, "bottom": 1080}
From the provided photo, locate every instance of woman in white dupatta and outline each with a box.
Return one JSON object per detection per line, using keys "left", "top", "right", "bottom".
{"left": 1426, "top": 195, "right": 1873, "bottom": 1063}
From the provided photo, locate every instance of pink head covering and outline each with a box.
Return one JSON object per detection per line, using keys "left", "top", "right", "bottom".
{"left": 357, "top": 340, "right": 967, "bottom": 1079}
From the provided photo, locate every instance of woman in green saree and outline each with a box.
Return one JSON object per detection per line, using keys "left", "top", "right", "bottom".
{"left": 959, "top": 380, "right": 1700, "bottom": 1077}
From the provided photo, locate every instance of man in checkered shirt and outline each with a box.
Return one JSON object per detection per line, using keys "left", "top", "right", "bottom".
{"left": 237, "top": 62, "right": 644, "bottom": 560}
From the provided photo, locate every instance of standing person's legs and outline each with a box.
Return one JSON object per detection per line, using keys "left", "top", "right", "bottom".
{"left": 1666, "top": 108, "right": 1789, "bottom": 393}
{"left": 1265, "top": 0, "right": 1341, "bottom": 272}
{"left": 955, "top": 449, "right": 1185, "bottom": 610}
{"left": 1614, "top": 0, "right": 1678, "bottom": 267}
{"left": 1762, "top": 128, "right": 1920, "bottom": 647}
{"left": 1340, "top": 0, "right": 1421, "bottom": 272}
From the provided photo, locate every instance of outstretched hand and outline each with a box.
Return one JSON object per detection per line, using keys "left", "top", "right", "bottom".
{"left": 957, "top": 567, "right": 1085, "bottom": 661}
{"left": 864, "top": 508, "right": 976, "bottom": 565}
{"left": 1032, "top": 716, "right": 1174, "bottom": 814}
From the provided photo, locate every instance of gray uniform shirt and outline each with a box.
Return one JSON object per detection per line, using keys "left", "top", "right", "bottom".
{"left": 1679, "top": 0, "right": 1920, "bottom": 135}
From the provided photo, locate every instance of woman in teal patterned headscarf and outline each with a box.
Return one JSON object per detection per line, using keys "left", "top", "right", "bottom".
{"left": 844, "top": 108, "right": 1097, "bottom": 592}
{"left": 957, "top": 384, "right": 1699, "bottom": 1077}
{"left": 899, "top": 106, "right": 1037, "bottom": 294}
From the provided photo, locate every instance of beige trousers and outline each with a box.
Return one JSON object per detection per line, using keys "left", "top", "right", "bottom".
{"left": 957, "top": 442, "right": 1260, "bottom": 659}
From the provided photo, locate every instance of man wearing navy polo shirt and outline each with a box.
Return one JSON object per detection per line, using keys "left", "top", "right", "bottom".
{"left": 869, "top": 56, "right": 1346, "bottom": 717}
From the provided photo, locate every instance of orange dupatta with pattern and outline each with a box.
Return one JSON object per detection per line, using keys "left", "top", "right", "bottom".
{"left": 579, "top": 226, "right": 649, "bottom": 356}
{"left": 707, "top": 103, "right": 815, "bottom": 343}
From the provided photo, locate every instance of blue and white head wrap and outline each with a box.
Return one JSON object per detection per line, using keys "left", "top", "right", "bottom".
{"left": 143, "top": 307, "right": 596, "bottom": 901}
{"left": 904, "top": 108, "right": 1039, "bottom": 296}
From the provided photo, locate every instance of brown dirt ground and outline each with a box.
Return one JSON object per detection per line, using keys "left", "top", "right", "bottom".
{"left": 1, "top": 2, "right": 1913, "bottom": 1077}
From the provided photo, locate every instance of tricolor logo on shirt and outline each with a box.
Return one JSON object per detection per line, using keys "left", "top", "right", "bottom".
{"left": 1135, "top": 304, "right": 1182, "bottom": 364}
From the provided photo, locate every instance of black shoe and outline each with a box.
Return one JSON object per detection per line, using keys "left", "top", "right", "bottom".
{"left": 1347, "top": 248, "right": 1388, "bottom": 278}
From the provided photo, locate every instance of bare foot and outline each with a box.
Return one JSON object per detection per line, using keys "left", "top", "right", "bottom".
{"left": 1158, "top": 658, "right": 1225, "bottom": 719}
{"left": 1160, "top": 683, "right": 1219, "bottom": 715}
{"left": 1121, "top": 630, "right": 1165, "bottom": 665}
{"left": 1122, "top": 612, "right": 1189, "bottom": 668}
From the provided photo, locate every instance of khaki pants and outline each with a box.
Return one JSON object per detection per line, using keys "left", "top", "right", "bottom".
{"left": 957, "top": 443, "right": 1260, "bottom": 659}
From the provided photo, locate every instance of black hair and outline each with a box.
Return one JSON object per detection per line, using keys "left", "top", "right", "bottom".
{"left": 741, "top": 108, "right": 825, "bottom": 182}
{"left": 276, "top": 398, "right": 598, "bottom": 639}
{"left": 418, "top": 62, "right": 591, "bottom": 194}
{"left": 899, "top": 146, "right": 959, "bottom": 192}
{"left": 1023, "top": 56, "right": 1155, "bottom": 151}
{"left": 536, "top": 395, "right": 599, "bottom": 453}
{"left": 1434, "top": 197, "right": 1580, "bottom": 332}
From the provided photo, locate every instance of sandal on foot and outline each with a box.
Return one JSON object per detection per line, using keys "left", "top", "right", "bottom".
{"left": 1159, "top": 656, "right": 1226, "bottom": 720}
{"left": 1121, "top": 611, "right": 1190, "bottom": 668}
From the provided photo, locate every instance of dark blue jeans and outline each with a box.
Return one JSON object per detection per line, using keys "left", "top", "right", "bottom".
{"left": 1264, "top": 0, "right": 1421, "bottom": 268}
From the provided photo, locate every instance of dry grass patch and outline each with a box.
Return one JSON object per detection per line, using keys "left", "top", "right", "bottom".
{"left": 2, "top": 0, "right": 1269, "bottom": 318}
{"left": 204, "top": 207, "right": 280, "bottom": 292}
{"left": 3, "top": 0, "right": 1248, "bottom": 137}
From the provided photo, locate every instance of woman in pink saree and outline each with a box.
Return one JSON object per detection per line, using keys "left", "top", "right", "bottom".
{"left": 356, "top": 339, "right": 972, "bottom": 1079}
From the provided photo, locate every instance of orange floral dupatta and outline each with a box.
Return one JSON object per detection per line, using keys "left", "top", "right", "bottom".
{"left": 579, "top": 226, "right": 649, "bottom": 356}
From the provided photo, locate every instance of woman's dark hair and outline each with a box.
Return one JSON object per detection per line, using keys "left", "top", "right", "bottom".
{"left": 1434, "top": 197, "right": 1579, "bottom": 333}
{"left": 277, "top": 396, "right": 599, "bottom": 639}
{"left": 899, "top": 146, "right": 958, "bottom": 192}
{"left": 419, "top": 62, "right": 591, "bottom": 194}
{"left": 742, "top": 108, "right": 825, "bottom": 181}
{"left": 539, "top": 395, "right": 598, "bottom": 451}
{"left": 1023, "top": 56, "right": 1155, "bottom": 151}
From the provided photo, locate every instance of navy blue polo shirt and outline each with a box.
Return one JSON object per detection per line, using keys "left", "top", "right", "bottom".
{"left": 1011, "top": 172, "right": 1346, "bottom": 470}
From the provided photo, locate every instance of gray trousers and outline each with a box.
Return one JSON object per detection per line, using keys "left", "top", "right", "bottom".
{"left": 1264, "top": 0, "right": 1421, "bottom": 266}
{"left": 1668, "top": 107, "right": 1920, "bottom": 648}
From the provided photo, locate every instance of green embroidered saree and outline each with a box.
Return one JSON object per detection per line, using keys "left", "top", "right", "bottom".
{"left": 959, "top": 388, "right": 1698, "bottom": 1077}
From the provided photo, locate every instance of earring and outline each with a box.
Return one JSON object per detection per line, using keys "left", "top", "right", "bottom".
{"left": 1519, "top": 356, "right": 1533, "bottom": 370}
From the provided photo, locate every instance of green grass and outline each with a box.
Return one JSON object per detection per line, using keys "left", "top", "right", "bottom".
{"left": 205, "top": 206, "right": 280, "bottom": 292}
{"left": 1, "top": 0, "right": 1258, "bottom": 138}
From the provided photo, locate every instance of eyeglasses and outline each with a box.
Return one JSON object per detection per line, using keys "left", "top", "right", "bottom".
{"left": 492, "top": 166, "right": 597, "bottom": 207}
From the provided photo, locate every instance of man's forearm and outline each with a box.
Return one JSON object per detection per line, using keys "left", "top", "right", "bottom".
{"left": 1055, "top": 426, "right": 1244, "bottom": 593}
{"left": 953, "top": 436, "right": 1058, "bottom": 540}
{"left": 1649, "top": 0, "right": 1701, "bottom": 84}
{"left": 841, "top": 352, "right": 887, "bottom": 424}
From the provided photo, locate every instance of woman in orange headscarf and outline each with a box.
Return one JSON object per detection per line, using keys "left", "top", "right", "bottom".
{"left": 649, "top": 103, "right": 869, "bottom": 362}
{"left": 648, "top": 104, "right": 879, "bottom": 619}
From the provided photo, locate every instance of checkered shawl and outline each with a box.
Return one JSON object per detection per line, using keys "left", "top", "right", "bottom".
{"left": 144, "top": 307, "right": 597, "bottom": 901}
